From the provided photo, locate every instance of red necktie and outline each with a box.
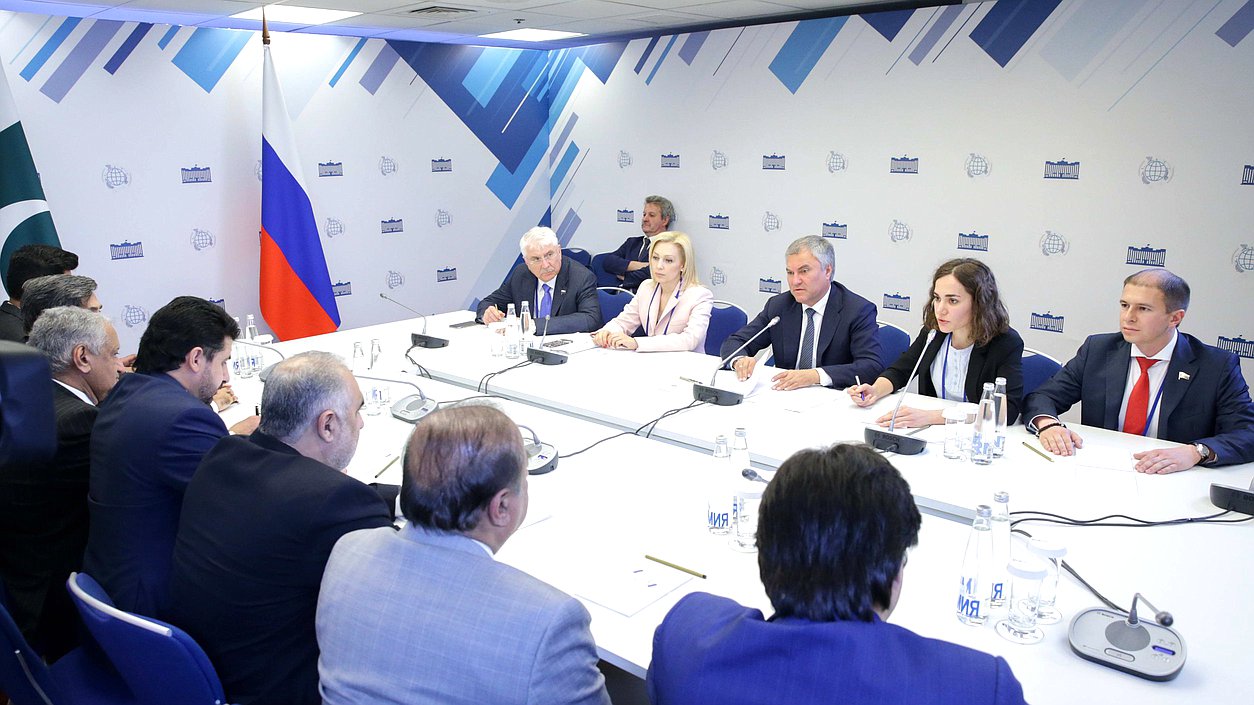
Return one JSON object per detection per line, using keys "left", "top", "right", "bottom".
{"left": 1122, "top": 357, "right": 1157, "bottom": 435}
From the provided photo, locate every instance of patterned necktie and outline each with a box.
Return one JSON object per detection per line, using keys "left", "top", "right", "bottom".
{"left": 1122, "top": 356, "right": 1157, "bottom": 435}
{"left": 538, "top": 284, "right": 552, "bottom": 319}
{"left": 798, "top": 308, "right": 817, "bottom": 369}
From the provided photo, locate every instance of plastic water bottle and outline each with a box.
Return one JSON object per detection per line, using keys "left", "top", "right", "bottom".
{"left": 957, "top": 505, "right": 994, "bottom": 625}
{"left": 242, "top": 314, "right": 263, "bottom": 378}
{"left": 504, "top": 304, "right": 520, "bottom": 359}
{"left": 707, "top": 435, "right": 733, "bottom": 535}
{"left": 990, "top": 491, "right": 1011, "bottom": 608}
{"left": 232, "top": 317, "right": 254, "bottom": 379}
{"left": 244, "top": 314, "right": 259, "bottom": 341}
{"left": 992, "top": 376, "right": 1008, "bottom": 458}
{"left": 731, "top": 428, "right": 750, "bottom": 471}
{"left": 351, "top": 342, "right": 366, "bottom": 375}
{"left": 519, "top": 300, "right": 533, "bottom": 338}
{"left": 970, "top": 383, "right": 996, "bottom": 465}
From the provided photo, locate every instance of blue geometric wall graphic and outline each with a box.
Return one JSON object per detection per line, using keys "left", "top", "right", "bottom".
{"left": 172, "top": 27, "right": 251, "bottom": 93}
{"left": 970, "top": 0, "right": 1062, "bottom": 68}
{"left": 862, "top": 9, "right": 915, "bottom": 42}
{"left": 769, "top": 17, "right": 847, "bottom": 94}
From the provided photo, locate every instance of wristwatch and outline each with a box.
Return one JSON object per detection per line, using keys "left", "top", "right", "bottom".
{"left": 1193, "top": 443, "right": 1213, "bottom": 465}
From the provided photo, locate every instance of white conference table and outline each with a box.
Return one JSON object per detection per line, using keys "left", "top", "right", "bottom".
{"left": 238, "top": 318, "right": 1254, "bottom": 704}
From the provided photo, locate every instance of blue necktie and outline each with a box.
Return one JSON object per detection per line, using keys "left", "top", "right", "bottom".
{"left": 539, "top": 284, "right": 552, "bottom": 319}
{"left": 799, "top": 308, "right": 816, "bottom": 369}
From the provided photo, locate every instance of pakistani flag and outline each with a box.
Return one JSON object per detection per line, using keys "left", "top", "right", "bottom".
{"left": 0, "top": 64, "right": 59, "bottom": 298}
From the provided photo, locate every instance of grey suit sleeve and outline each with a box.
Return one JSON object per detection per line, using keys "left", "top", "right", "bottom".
{"left": 527, "top": 597, "right": 610, "bottom": 705}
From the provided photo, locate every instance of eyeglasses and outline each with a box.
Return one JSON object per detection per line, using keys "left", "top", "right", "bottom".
{"left": 526, "top": 249, "right": 560, "bottom": 265}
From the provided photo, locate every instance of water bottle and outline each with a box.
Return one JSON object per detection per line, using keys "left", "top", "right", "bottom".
{"left": 990, "top": 491, "right": 1011, "bottom": 608}
{"left": 351, "top": 341, "right": 366, "bottom": 374}
{"left": 242, "top": 314, "right": 263, "bottom": 378}
{"left": 369, "top": 339, "right": 382, "bottom": 370}
{"left": 232, "top": 317, "right": 255, "bottom": 379}
{"left": 731, "top": 428, "right": 750, "bottom": 471}
{"left": 707, "top": 435, "right": 733, "bottom": 535}
{"left": 970, "top": 383, "right": 996, "bottom": 465}
{"left": 244, "top": 314, "right": 259, "bottom": 341}
{"left": 992, "top": 376, "right": 1008, "bottom": 458}
{"left": 957, "top": 505, "right": 994, "bottom": 625}
{"left": 519, "top": 300, "right": 533, "bottom": 338}
{"left": 504, "top": 304, "right": 520, "bottom": 359}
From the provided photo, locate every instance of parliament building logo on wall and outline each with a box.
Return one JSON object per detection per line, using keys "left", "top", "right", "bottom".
{"left": 883, "top": 293, "right": 910, "bottom": 312}
{"left": 822, "top": 222, "right": 847, "bottom": 239}
{"left": 381, "top": 218, "right": 404, "bottom": 234}
{"left": 325, "top": 217, "right": 345, "bottom": 239}
{"left": 762, "top": 154, "right": 785, "bottom": 171}
{"left": 826, "top": 151, "right": 848, "bottom": 173}
{"left": 431, "top": 158, "right": 453, "bottom": 174}
{"left": 1040, "top": 231, "right": 1069, "bottom": 256}
{"left": 965, "top": 153, "right": 990, "bottom": 178}
{"left": 109, "top": 241, "right": 143, "bottom": 260}
{"left": 759, "top": 277, "right": 781, "bottom": 294}
{"left": 332, "top": 281, "right": 352, "bottom": 297}
{"left": 710, "top": 267, "right": 727, "bottom": 286}
{"left": 208, "top": 297, "right": 225, "bottom": 308}
{"left": 617, "top": 209, "right": 634, "bottom": 223}
{"left": 121, "top": 305, "right": 147, "bottom": 329}
{"left": 386, "top": 271, "right": 405, "bottom": 289}
{"left": 436, "top": 267, "right": 457, "bottom": 282}
{"left": 1044, "top": 159, "right": 1079, "bottom": 180}
{"left": 1217, "top": 335, "right": 1253, "bottom": 359}
{"left": 709, "top": 214, "right": 730, "bottom": 230}
{"left": 102, "top": 164, "right": 131, "bottom": 189}
{"left": 661, "top": 153, "right": 680, "bottom": 169}
{"left": 711, "top": 150, "right": 728, "bottom": 170}
{"left": 957, "top": 231, "right": 988, "bottom": 252}
{"left": 318, "top": 161, "right": 344, "bottom": 177}
{"left": 1233, "top": 244, "right": 1254, "bottom": 273}
{"left": 617, "top": 150, "right": 632, "bottom": 169}
{"left": 1126, "top": 244, "right": 1166, "bottom": 267}
{"left": 180, "top": 165, "right": 211, "bottom": 184}
{"left": 889, "top": 220, "right": 912, "bottom": 243}
{"left": 379, "top": 156, "right": 399, "bottom": 176}
{"left": 1241, "top": 165, "right": 1254, "bottom": 185}
{"left": 189, "top": 228, "right": 215, "bottom": 251}
{"left": 1139, "top": 156, "right": 1172, "bottom": 184}
{"left": 762, "top": 212, "right": 781, "bottom": 232}
{"left": 435, "top": 210, "right": 452, "bottom": 228}
{"left": 1030, "top": 311, "right": 1064, "bottom": 333}
{"left": 890, "top": 156, "right": 918, "bottom": 174}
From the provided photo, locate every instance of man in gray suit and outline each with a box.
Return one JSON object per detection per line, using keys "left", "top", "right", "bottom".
{"left": 316, "top": 404, "right": 609, "bottom": 705}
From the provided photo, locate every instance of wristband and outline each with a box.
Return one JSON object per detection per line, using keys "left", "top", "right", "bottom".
{"left": 1035, "top": 422, "right": 1065, "bottom": 437}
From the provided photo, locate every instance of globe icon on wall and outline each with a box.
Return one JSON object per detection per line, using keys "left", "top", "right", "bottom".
{"left": 102, "top": 165, "right": 130, "bottom": 189}
{"left": 762, "top": 212, "right": 781, "bottom": 232}
{"left": 325, "top": 218, "right": 344, "bottom": 238}
{"left": 617, "top": 150, "right": 632, "bottom": 169}
{"left": 386, "top": 270, "right": 405, "bottom": 289}
{"left": 826, "top": 151, "right": 847, "bottom": 173}
{"left": 711, "top": 150, "right": 728, "bottom": 170}
{"left": 889, "top": 220, "right": 911, "bottom": 242}
{"left": 255, "top": 160, "right": 263, "bottom": 182}
{"left": 190, "top": 228, "right": 215, "bottom": 251}
{"left": 379, "top": 156, "right": 398, "bottom": 176}
{"left": 1040, "top": 230, "right": 1069, "bottom": 256}
{"left": 1234, "top": 244, "right": 1254, "bottom": 273}
{"left": 435, "top": 209, "right": 452, "bottom": 228}
{"left": 1140, "top": 156, "right": 1171, "bottom": 184}
{"left": 122, "top": 305, "right": 147, "bottom": 328}
{"left": 965, "top": 153, "right": 989, "bottom": 178}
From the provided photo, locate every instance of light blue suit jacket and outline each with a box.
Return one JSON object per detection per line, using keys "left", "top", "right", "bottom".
{"left": 317, "top": 524, "right": 609, "bottom": 705}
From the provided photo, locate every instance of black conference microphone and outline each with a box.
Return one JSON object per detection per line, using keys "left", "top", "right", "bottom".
{"left": 378, "top": 293, "right": 448, "bottom": 348}
{"left": 693, "top": 315, "right": 780, "bottom": 406}
{"left": 863, "top": 329, "right": 935, "bottom": 455}
{"left": 527, "top": 315, "right": 567, "bottom": 365}
{"left": 1069, "top": 592, "right": 1185, "bottom": 681}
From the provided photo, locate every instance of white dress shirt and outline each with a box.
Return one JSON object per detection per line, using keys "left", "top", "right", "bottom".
{"left": 928, "top": 334, "right": 973, "bottom": 402}
{"left": 53, "top": 378, "right": 94, "bottom": 406}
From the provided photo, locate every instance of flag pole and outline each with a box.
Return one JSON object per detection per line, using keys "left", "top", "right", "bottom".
{"left": 262, "top": 8, "right": 270, "bottom": 45}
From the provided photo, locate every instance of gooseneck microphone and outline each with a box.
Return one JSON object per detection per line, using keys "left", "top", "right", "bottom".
{"left": 692, "top": 315, "right": 780, "bottom": 406}
{"left": 863, "top": 329, "right": 935, "bottom": 455}
{"left": 527, "top": 316, "right": 567, "bottom": 365}
{"left": 355, "top": 373, "right": 438, "bottom": 424}
{"left": 1069, "top": 591, "right": 1185, "bottom": 681}
{"left": 378, "top": 293, "right": 449, "bottom": 348}
{"left": 518, "top": 424, "right": 559, "bottom": 475}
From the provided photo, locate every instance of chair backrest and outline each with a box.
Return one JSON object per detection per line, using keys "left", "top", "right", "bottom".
{"left": 67, "top": 572, "right": 225, "bottom": 705}
{"left": 562, "top": 247, "right": 591, "bottom": 268}
{"left": 705, "top": 301, "right": 748, "bottom": 356}
{"left": 876, "top": 321, "right": 912, "bottom": 366}
{"left": 589, "top": 252, "right": 621, "bottom": 288}
{"left": 596, "top": 287, "right": 632, "bottom": 323}
{"left": 1022, "top": 347, "right": 1063, "bottom": 398}
{"left": 0, "top": 596, "right": 61, "bottom": 705}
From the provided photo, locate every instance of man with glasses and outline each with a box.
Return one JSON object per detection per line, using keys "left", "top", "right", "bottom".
{"left": 477, "top": 226, "right": 601, "bottom": 335}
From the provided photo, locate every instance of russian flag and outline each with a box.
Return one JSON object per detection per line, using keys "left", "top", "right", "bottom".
{"left": 260, "top": 44, "right": 339, "bottom": 340}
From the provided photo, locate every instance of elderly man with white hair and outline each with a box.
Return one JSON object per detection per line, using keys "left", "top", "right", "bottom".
{"left": 476, "top": 226, "right": 601, "bottom": 335}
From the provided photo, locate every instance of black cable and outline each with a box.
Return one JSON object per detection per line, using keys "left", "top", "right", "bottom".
{"left": 478, "top": 360, "right": 532, "bottom": 393}
{"left": 1013, "top": 527, "right": 1124, "bottom": 613}
{"left": 404, "top": 348, "right": 432, "bottom": 378}
{"left": 564, "top": 399, "right": 707, "bottom": 458}
{"left": 1009, "top": 508, "right": 1248, "bottom": 529}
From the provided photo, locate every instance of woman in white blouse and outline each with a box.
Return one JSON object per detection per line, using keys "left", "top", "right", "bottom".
{"left": 592, "top": 231, "right": 713, "bottom": 353}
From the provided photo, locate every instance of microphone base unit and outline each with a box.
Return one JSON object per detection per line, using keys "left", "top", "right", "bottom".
{"left": 391, "top": 394, "right": 439, "bottom": 424}
{"left": 411, "top": 333, "right": 449, "bottom": 349}
{"left": 1068, "top": 608, "right": 1186, "bottom": 681}
{"left": 692, "top": 383, "right": 743, "bottom": 406}
{"left": 863, "top": 427, "right": 927, "bottom": 455}
{"left": 1209, "top": 482, "right": 1254, "bottom": 516}
{"left": 525, "top": 442, "right": 560, "bottom": 475}
{"left": 526, "top": 347, "right": 568, "bottom": 365}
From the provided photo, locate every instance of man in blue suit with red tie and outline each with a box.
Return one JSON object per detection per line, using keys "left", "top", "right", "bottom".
{"left": 1025, "top": 269, "right": 1254, "bottom": 471}
{"left": 647, "top": 443, "right": 1027, "bottom": 705}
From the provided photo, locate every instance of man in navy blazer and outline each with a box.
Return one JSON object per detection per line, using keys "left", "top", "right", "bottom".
{"left": 84, "top": 296, "right": 258, "bottom": 617}
{"left": 601, "top": 195, "right": 674, "bottom": 292}
{"left": 721, "top": 235, "right": 882, "bottom": 390}
{"left": 1025, "top": 269, "right": 1254, "bottom": 471}
{"left": 647, "top": 443, "right": 1027, "bottom": 705}
{"left": 169, "top": 352, "right": 394, "bottom": 705}
{"left": 477, "top": 226, "right": 601, "bottom": 335}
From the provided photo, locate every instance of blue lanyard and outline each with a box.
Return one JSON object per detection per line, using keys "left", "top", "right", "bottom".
{"left": 1138, "top": 365, "right": 1168, "bottom": 437}
{"left": 644, "top": 277, "right": 682, "bottom": 336}
{"left": 939, "top": 335, "right": 967, "bottom": 403}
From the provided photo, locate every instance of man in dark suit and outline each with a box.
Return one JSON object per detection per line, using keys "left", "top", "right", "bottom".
{"left": 647, "top": 443, "right": 1027, "bottom": 705}
{"left": 0, "top": 306, "right": 122, "bottom": 659}
{"left": 168, "top": 352, "right": 394, "bottom": 705}
{"left": 1025, "top": 269, "right": 1254, "bottom": 471}
{"left": 0, "top": 244, "right": 78, "bottom": 342}
{"left": 83, "top": 296, "right": 258, "bottom": 617}
{"left": 601, "top": 195, "right": 674, "bottom": 292}
{"left": 721, "top": 235, "right": 882, "bottom": 390}
{"left": 477, "top": 226, "right": 601, "bottom": 335}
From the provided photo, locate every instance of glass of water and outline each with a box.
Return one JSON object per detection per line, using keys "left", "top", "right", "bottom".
{"left": 943, "top": 406, "right": 967, "bottom": 459}
{"left": 996, "top": 557, "right": 1047, "bottom": 645}
{"left": 729, "top": 487, "right": 763, "bottom": 552}
{"left": 365, "top": 385, "right": 391, "bottom": 416}
{"left": 488, "top": 322, "right": 505, "bottom": 357}
{"left": 1028, "top": 538, "right": 1067, "bottom": 625}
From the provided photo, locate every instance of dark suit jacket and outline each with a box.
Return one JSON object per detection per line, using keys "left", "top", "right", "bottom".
{"left": 476, "top": 256, "right": 601, "bottom": 335}
{"left": 1024, "top": 332, "right": 1254, "bottom": 466}
{"left": 720, "top": 281, "right": 882, "bottom": 388}
{"left": 0, "top": 300, "right": 23, "bottom": 342}
{"left": 647, "top": 593, "right": 1026, "bottom": 705}
{"left": 601, "top": 235, "right": 651, "bottom": 292}
{"left": 168, "top": 432, "right": 393, "bottom": 705}
{"left": 883, "top": 327, "right": 1025, "bottom": 423}
{"left": 0, "top": 382, "right": 95, "bottom": 656}
{"left": 83, "top": 371, "right": 227, "bottom": 618}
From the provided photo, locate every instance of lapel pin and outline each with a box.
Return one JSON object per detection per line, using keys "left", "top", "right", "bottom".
{"left": 1178, "top": 371, "right": 1190, "bottom": 381}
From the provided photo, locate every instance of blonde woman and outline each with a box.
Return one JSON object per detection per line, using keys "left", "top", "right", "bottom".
{"left": 592, "top": 231, "right": 713, "bottom": 352}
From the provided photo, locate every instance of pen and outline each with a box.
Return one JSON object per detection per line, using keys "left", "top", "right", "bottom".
{"left": 855, "top": 375, "right": 865, "bottom": 401}
{"left": 1021, "top": 441, "right": 1054, "bottom": 463}
{"left": 374, "top": 455, "right": 399, "bottom": 478}
{"left": 645, "top": 554, "right": 707, "bottom": 579}
{"left": 679, "top": 376, "right": 701, "bottom": 385}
